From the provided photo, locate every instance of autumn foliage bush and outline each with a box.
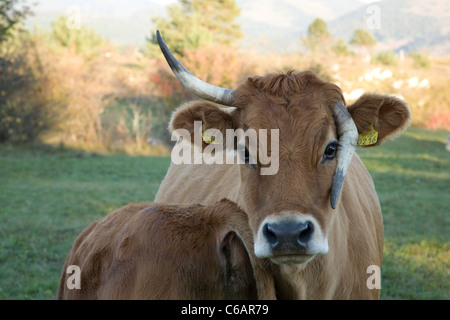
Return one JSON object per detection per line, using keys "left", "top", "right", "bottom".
{"left": 144, "top": 44, "right": 257, "bottom": 146}
{"left": 183, "top": 44, "right": 256, "bottom": 88}
{"left": 1, "top": 20, "right": 449, "bottom": 153}
{"left": 421, "top": 80, "right": 450, "bottom": 131}
{"left": 0, "top": 32, "right": 57, "bottom": 143}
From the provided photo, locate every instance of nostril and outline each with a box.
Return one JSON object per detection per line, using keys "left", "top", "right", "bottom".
{"left": 263, "top": 221, "right": 315, "bottom": 253}
{"left": 263, "top": 224, "right": 278, "bottom": 246}
{"left": 298, "top": 221, "right": 314, "bottom": 245}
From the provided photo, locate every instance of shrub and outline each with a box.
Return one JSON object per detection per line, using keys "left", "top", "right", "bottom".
{"left": 422, "top": 80, "right": 450, "bottom": 131}
{"left": 146, "top": 44, "right": 256, "bottom": 146}
{"left": 183, "top": 44, "right": 255, "bottom": 88}
{"left": 331, "top": 39, "right": 352, "bottom": 56}
{"left": 426, "top": 108, "right": 450, "bottom": 131}
{"left": 409, "top": 52, "right": 431, "bottom": 70}
{"left": 0, "top": 32, "right": 55, "bottom": 143}
{"left": 307, "top": 62, "right": 333, "bottom": 82}
{"left": 374, "top": 51, "right": 397, "bottom": 66}
{"left": 49, "top": 15, "right": 105, "bottom": 57}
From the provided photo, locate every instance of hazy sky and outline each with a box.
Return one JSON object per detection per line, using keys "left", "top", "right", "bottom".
{"left": 27, "top": 0, "right": 384, "bottom": 48}
{"left": 30, "top": 0, "right": 383, "bottom": 29}
{"left": 33, "top": 0, "right": 382, "bottom": 18}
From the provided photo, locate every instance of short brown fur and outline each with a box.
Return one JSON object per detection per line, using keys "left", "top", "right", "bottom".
{"left": 156, "top": 70, "right": 411, "bottom": 299}
{"left": 58, "top": 200, "right": 276, "bottom": 300}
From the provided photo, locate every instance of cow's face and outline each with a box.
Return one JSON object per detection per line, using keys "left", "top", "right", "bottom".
{"left": 231, "top": 73, "right": 341, "bottom": 264}
{"left": 158, "top": 31, "right": 411, "bottom": 265}
{"left": 170, "top": 76, "right": 410, "bottom": 265}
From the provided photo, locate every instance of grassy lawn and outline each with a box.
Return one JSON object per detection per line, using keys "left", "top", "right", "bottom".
{"left": 357, "top": 128, "right": 449, "bottom": 299}
{"left": 0, "top": 127, "right": 448, "bottom": 299}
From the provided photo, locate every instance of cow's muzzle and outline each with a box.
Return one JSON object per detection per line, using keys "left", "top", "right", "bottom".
{"left": 263, "top": 220, "right": 314, "bottom": 253}
{"left": 255, "top": 213, "right": 328, "bottom": 264}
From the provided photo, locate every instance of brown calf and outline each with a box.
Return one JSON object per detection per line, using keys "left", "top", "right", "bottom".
{"left": 58, "top": 199, "right": 275, "bottom": 300}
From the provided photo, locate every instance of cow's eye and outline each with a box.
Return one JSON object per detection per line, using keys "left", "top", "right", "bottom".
{"left": 323, "top": 141, "right": 340, "bottom": 161}
{"left": 244, "top": 147, "right": 250, "bottom": 164}
{"left": 239, "top": 146, "right": 256, "bottom": 168}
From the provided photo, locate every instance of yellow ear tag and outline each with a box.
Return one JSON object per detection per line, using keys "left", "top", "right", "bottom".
{"left": 357, "top": 124, "right": 378, "bottom": 146}
{"left": 202, "top": 131, "right": 222, "bottom": 145}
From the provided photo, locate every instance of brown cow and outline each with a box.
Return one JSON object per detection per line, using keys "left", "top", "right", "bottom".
{"left": 154, "top": 31, "right": 412, "bottom": 299}
{"left": 58, "top": 199, "right": 276, "bottom": 300}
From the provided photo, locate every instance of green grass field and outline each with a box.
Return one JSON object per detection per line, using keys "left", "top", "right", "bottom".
{"left": 0, "top": 127, "right": 448, "bottom": 300}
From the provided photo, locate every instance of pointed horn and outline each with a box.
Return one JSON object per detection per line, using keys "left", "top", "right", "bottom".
{"left": 330, "top": 101, "right": 358, "bottom": 209}
{"left": 156, "top": 30, "right": 235, "bottom": 106}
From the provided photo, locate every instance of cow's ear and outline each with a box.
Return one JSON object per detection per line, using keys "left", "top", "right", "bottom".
{"left": 169, "top": 101, "right": 235, "bottom": 149}
{"left": 218, "top": 230, "right": 252, "bottom": 269}
{"left": 218, "top": 231, "right": 239, "bottom": 268}
{"left": 347, "top": 93, "right": 412, "bottom": 148}
{"left": 217, "top": 230, "right": 258, "bottom": 299}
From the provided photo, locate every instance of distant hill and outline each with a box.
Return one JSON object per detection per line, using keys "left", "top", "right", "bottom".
{"left": 239, "top": 0, "right": 450, "bottom": 56}
{"left": 328, "top": 0, "right": 450, "bottom": 56}
{"left": 236, "top": 0, "right": 367, "bottom": 53}
{"left": 25, "top": 0, "right": 450, "bottom": 56}
{"left": 25, "top": 0, "right": 167, "bottom": 47}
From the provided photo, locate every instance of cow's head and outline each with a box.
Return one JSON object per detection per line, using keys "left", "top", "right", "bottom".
{"left": 157, "top": 31, "right": 411, "bottom": 265}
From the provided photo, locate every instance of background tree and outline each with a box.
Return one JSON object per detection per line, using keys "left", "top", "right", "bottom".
{"left": 188, "top": 0, "right": 243, "bottom": 46}
{"left": 147, "top": 4, "right": 211, "bottom": 57}
{"left": 302, "top": 18, "right": 331, "bottom": 52}
{"left": 350, "top": 29, "right": 377, "bottom": 50}
{"left": 147, "top": 0, "right": 243, "bottom": 57}
{"left": 308, "top": 18, "right": 330, "bottom": 40}
{"left": 0, "top": 0, "right": 33, "bottom": 44}
{"left": 50, "top": 15, "right": 105, "bottom": 56}
{"left": 145, "top": 0, "right": 245, "bottom": 146}
{"left": 0, "top": 36, "right": 52, "bottom": 143}
{"left": 331, "top": 39, "right": 352, "bottom": 56}
{"left": 0, "top": 0, "right": 44, "bottom": 143}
